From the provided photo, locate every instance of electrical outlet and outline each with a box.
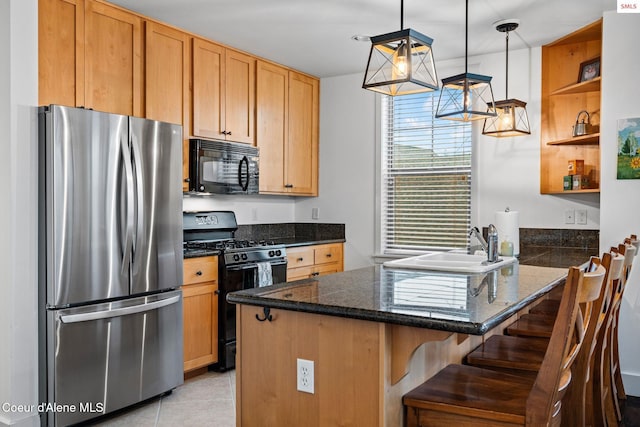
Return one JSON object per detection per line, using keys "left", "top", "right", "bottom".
{"left": 311, "top": 207, "right": 319, "bottom": 220}
{"left": 297, "top": 358, "right": 314, "bottom": 394}
{"left": 576, "top": 209, "right": 587, "bottom": 225}
{"left": 251, "top": 208, "right": 258, "bottom": 221}
{"left": 564, "top": 209, "right": 575, "bottom": 224}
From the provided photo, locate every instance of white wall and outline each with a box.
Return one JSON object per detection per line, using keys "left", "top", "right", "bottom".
{"left": 294, "top": 74, "right": 377, "bottom": 270}
{"left": 600, "top": 10, "right": 640, "bottom": 396}
{"left": 183, "top": 194, "right": 295, "bottom": 224}
{"left": 0, "top": 0, "right": 39, "bottom": 426}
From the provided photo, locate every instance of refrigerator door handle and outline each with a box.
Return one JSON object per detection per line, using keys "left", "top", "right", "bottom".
{"left": 130, "top": 132, "right": 144, "bottom": 260}
{"left": 59, "top": 294, "right": 181, "bottom": 324}
{"left": 120, "top": 134, "right": 135, "bottom": 274}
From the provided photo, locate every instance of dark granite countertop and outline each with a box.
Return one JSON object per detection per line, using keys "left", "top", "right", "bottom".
{"left": 227, "top": 246, "right": 596, "bottom": 335}
{"left": 275, "top": 238, "right": 346, "bottom": 247}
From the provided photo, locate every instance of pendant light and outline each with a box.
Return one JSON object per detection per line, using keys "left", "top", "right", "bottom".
{"left": 362, "top": 0, "right": 438, "bottom": 96}
{"left": 435, "top": 0, "right": 497, "bottom": 121}
{"left": 482, "top": 20, "right": 531, "bottom": 137}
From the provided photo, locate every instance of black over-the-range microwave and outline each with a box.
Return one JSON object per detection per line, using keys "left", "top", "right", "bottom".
{"left": 189, "top": 139, "right": 259, "bottom": 194}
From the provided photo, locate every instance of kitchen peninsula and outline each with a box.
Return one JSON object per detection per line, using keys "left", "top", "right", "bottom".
{"left": 227, "top": 248, "right": 592, "bottom": 427}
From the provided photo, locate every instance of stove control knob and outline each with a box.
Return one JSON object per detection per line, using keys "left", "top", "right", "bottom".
{"left": 275, "top": 250, "right": 282, "bottom": 257}
{"left": 233, "top": 254, "right": 240, "bottom": 262}
{"left": 268, "top": 250, "right": 275, "bottom": 257}
{"left": 241, "top": 253, "right": 248, "bottom": 260}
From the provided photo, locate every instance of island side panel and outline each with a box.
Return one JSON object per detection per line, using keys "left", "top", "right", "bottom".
{"left": 236, "top": 305, "right": 384, "bottom": 427}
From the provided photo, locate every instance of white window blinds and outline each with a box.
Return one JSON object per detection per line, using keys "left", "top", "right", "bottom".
{"left": 381, "top": 92, "right": 471, "bottom": 254}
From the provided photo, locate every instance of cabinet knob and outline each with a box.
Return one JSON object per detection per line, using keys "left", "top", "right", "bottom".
{"left": 196, "top": 270, "right": 203, "bottom": 276}
{"left": 311, "top": 272, "right": 320, "bottom": 277}
{"left": 297, "top": 257, "right": 304, "bottom": 262}
{"left": 326, "top": 253, "right": 332, "bottom": 258}
{"left": 284, "top": 184, "right": 293, "bottom": 188}
{"left": 214, "top": 290, "right": 220, "bottom": 295}
{"left": 184, "top": 177, "right": 190, "bottom": 182}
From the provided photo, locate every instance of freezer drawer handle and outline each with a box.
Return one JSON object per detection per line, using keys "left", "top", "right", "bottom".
{"left": 59, "top": 295, "right": 181, "bottom": 324}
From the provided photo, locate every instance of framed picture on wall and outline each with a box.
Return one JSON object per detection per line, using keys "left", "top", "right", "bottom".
{"left": 617, "top": 118, "right": 640, "bottom": 179}
{"left": 578, "top": 57, "right": 601, "bottom": 83}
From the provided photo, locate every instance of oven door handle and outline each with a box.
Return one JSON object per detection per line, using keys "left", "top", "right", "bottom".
{"left": 225, "top": 259, "right": 287, "bottom": 272}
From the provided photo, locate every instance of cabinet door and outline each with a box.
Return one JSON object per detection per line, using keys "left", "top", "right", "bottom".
{"left": 39, "top": 0, "right": 85, "bottom": 107}
{"left": 182, "top": 282, "right": 219, "bottom": 372}
{"left": 287, "top": 72, "right": 319, "bottom": 195}
{"left": 256, "top": 61, "right": 288, "bottom": 193}
{"left": 225, "top": 50, "right": 256, "bottom": 145}
{"left": 145, "top": 21, "right": 190, "bottom": 190}
{"left": 85, "top": 1, "right": 142, "bottom": 116}
{"left": 192, "top": 38, "right": 225, "bottom": 139}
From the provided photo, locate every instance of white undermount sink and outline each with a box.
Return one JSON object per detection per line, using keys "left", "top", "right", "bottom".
{"left": 383, "top": 251, "right": 517, "bottom": 273}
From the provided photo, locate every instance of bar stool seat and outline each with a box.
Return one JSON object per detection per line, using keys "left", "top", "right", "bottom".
{"left": 403, "top": 364, "right": 538, "bottom": 426}
{"left": 465, "top": 335, "right": 548, "bottom": 378}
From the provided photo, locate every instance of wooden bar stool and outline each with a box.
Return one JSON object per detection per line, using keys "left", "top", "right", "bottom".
{"left": 466, "top": 254, "right": 621, "bottom": 427}
{"left": 599, "top": 242, "right": 636, "bottom": 424}
{"left": 402, "top": 264, "right": 605, "bottom": 427}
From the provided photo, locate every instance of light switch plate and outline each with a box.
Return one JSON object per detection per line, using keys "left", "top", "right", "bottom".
{"left": 576, "top": 209, "right": 587, "bottom": 225}
{"left": 564, "top": 209, "right": 575, "bottom": 224}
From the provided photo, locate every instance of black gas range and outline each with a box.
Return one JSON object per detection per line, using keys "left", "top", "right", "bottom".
{"left": 183, "top": 211, "right": 287, "bottom": 370}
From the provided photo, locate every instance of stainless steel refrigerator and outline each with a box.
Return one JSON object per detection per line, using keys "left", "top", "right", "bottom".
{"left": 38, "top": 105, "right": 184, "bottom": 426}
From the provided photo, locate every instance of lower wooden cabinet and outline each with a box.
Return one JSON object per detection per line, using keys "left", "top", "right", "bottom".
{"left": 182, "top": 256, "right": 219, "bottom": 372}
{"left": 286, "top": 243, "right": 343, "bottom": 282}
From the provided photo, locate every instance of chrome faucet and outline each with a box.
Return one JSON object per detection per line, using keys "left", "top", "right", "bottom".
{"left": 469, "top": 225, "right": 500, "bottom": 263}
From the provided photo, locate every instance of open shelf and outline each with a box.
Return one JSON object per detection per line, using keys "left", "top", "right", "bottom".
{"left": 551, "top": 77, "right": 601, "bottom": 96}
{"left": 544, "top": 188, "right": 600, "bottom": 195}
{"left": 540, "top": 19, "right": 602, "bottom": 195}
{"left": 546, "top": 133, "right": 600, "bottom": 146}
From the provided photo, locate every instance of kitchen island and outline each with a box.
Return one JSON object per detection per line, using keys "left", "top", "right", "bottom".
{"left": 228, "top": 250, "right": 591, "bottom": 427}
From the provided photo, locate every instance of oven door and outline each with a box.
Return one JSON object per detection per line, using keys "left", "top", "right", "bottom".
{"left": 218, "top": 259, "right": 287, "bottom": 369}
{"left": 189, "top": 139, "right": 258, "bottom": 194}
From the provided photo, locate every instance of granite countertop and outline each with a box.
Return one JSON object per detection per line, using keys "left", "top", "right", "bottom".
{"left": 227, "top": 246, "right": 595, "bottom": 335}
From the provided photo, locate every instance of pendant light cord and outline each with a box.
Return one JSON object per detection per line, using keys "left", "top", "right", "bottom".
{"left": 505, "top": 30, "right": 509, "bottom": 99}
{"left": 464, "top": 0, "right": 468, "bottom": 73}
{"left": 400, "top": 0, "right": 404, "bottom": 30}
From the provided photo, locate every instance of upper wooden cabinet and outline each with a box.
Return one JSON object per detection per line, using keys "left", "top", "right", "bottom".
{"left": 192, "top": 38, "right": 256, "bottom": 145}
{"left": 39, "top": 0, "right": 142, "bottom": 117}
{"left": 540, "top": 19, "right": 602, "bottom": 194}
{"left": 85, "top": 1, "right": 142, "bottom": 116}
{"left": 39, "top": 0, "right": 84, "bottom": 108}
{"left": 144, "top": 21, "right": 190, "bottom": 190}
{"left": 257, "top": 61, "right": 319, "bottom": 196}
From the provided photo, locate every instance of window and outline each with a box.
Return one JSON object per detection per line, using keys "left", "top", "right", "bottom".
{"left": 381, "top": 92, "right": 471, "bottom": 254}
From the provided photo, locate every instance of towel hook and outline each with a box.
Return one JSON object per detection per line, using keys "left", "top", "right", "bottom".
{"left": 255, "top": 306, "right": 273, "bottom": 322}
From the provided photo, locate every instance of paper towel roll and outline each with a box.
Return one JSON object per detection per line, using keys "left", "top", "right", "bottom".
{"left": 495, "top": 209, "right": 519, "bottom": 256}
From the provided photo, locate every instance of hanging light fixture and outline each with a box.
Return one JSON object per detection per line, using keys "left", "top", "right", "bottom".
{"left": 435, "top": 0, "right": 497, "bottom": 121}
{"left": 362, "top": 0, "right": 438, "bottom": 96}
{"left": 482, "top": 20, "right": 531, "bottom": 137}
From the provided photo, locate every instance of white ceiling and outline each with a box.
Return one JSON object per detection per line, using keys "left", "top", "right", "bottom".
{"left": 110, "top": 0, "right": 616, "bottom": 78}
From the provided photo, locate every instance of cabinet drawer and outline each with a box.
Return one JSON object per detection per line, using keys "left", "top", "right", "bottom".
{"left": 183, "top": 256, "right": 219, "bottom": 285}
{"left": 314, "top": 263, "right": 341, "bottom": 277}
{"left": 314, "top": 244, "right": 342, "bottom": 265}
{"left": 287, "top": 247, "right": 314, "bottom": 268}
{"left": 287, "top": 266, "right": 313, "bottom": 282}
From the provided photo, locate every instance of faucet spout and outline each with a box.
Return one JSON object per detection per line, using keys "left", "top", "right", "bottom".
{"left": 469, "top": 227, "right": 488, "bottom": 252}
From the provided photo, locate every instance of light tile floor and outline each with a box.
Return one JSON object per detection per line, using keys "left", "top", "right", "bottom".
{"left": 84, "top": 370, "right": 236, "bottom": 426}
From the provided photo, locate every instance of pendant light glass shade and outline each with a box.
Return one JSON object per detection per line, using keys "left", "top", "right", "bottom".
{"left": 435, "top": 0, "right": 497, "bottom": 121}
{"left": 363, "top": 29, "right": 438, "bottom": 96}
{"left": 436, "top": 73, "right": 497, "bottom": 121}
{"left": 482, "top": 99, "right": 531, "bottom": 136}
{"left": 362, "top": 0, "right": 438, "bottom": 97}
{"left": 482, "top": 20, "right": 530, "bottom": 137}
